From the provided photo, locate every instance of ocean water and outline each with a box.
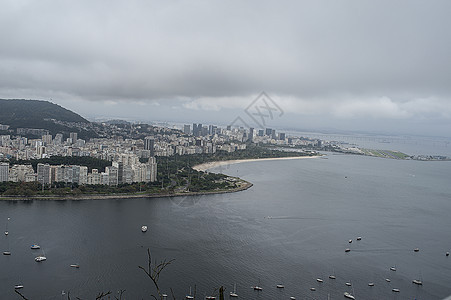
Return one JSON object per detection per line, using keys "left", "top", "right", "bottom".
{"left": 1, "top": 153, "right": 451, "bottom": 299}
{"left": 287, "top": 131, "right": 451, "bottom": 157}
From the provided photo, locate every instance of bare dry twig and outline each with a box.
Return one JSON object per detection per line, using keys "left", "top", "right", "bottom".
{"left": 139, "top": 248, "right": 175, "bottom": 300}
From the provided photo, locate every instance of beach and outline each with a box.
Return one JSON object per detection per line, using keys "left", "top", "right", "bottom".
{"left": 193, "top": 155, "right": 320, "bottom": 172}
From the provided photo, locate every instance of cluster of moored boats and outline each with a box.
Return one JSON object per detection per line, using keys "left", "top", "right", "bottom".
{"left": 339, "top": 235, "right": 437, "bottom": 298}
{"left": 181, "top": 283, "right": 296, "bottom": 299}
{"left": 3, "top": 217, "right": 80, "bottom": 290}
{"left": 5, "top": 221, "right": 447, "bottom": 297}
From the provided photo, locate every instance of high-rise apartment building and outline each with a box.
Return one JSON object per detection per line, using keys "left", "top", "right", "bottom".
{"left": 192, "top": 123, "right": 198, "bottom": 136}
{"left": 54, "top": 133, "right": 63, "bottom": 145}
{"left": 37, "top": 163, "right": 51, "bottom": 185}
{"left": 183, "top": 124, "right": 191, "bottom": 135}
{"left": 70, "top": 132, "right": 78, "bottom": 144}
{"left": 106, "top": 166, "right": 119, "bottom": 186}
{"left": 8, "top": 164, "right": 34, "bottom": 182}
{"left": 279, "top": 132, "right": 286, "bottom": 140}
{"left": 201, "top": 126, "right": 208, "bottom": 137}
{"left": 248, "top": 128, "right": 254, "bottom": 142}
{"left": 0, "top": 162, "right": 9, "bottom": 182}
{"left": 144, "top": 136, "right": 155, "bottom": 157}
{"left": 42, "top": 134, "right": 52, "bottom": 146}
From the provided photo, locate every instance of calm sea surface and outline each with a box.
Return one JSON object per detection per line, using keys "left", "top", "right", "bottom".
{"left": 1, "top": 154, "right": 451, "bottom": 299}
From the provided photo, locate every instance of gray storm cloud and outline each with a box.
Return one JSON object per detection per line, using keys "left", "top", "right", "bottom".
{"left": 1, "top": 0, "right": 451, "bottom": 135}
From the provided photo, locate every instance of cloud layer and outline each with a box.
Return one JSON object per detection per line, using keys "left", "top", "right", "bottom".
{"left": 1, "top": 0, "right": 450, "bottom": 135}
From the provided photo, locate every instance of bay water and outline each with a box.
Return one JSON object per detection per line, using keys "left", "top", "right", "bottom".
{"left": 1, "top": 153, "right": 451, "bottom": 299}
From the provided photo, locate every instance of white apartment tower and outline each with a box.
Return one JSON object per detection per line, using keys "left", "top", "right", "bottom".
{"left": 37, "top": 163, "right": 51, "bottom": 185}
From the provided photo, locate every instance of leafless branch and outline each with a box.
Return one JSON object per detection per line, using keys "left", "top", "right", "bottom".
{"left": 14, "top": 290, "right": 29, "bottom": 300}
{"left": 138, "top": 248, "right": 175, "bottom": 300}
{"left": 95, "top": 291, "right": 111, "bottom": 299}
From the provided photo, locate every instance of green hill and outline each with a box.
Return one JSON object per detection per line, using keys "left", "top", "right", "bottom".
{"left": 0, "top": 99, "right": 95, "bottom": 138}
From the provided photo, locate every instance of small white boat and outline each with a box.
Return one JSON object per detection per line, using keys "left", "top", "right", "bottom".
{"left": 329, "top": 275, "right": 336, "bottom": 279}
{"left": 390, "top": 266, "right": 396, "bottom": 271}
{"left": 276, "top": 284, "right": 284, "bottom": 288}
{"left": 3, "top": 251, "right": 11, "bottom": 255}
{"left": 348, "top": 239, "right": 352, "bottom": 243}
{"left": 385, "top": 278, "right": 391, "bottom": 282}
{"left": 230, "top": 283, "right": 238, "bottom": 297}
{"left": 414, "top": 248, "right": 419, "bottom": 252}
{"left": 310, "top": 287, "right": 316, "bottom": 291}
{"left": 392, "top": 288, "right": 400, "bottom": 292}
{"left": 412, "top": 279, "right": 423, "bottom": 285}
{"left": 253, "top": 286, "right": 262, "bottom": 291}
{"left": 35, "top": 255, "right": 46, "bottom": 262}
{"left": 5, "top": 217, "right": 10, "bottom": 235}
{"left": 14, "top": 284, "right": 24, "bottom": 289}
{"left": 290, "top": 297, "right": 296, "bottom": 300}
{"left": 356, "top": 237, "right": 362, "bottom": 241}
{"left": 70, "top": 264, "right": 80, "bottom": 268}
{"left": 317, "top": 278, "right": 323, "bottom": 283}
{"left": 186, "top": 287, "right": 194, "bottom": 299}
{"left": 368, "top": 282, "right": 374, "bottom": 287}
{"left": 205, "top": 296, "right": 216, "bottom": 299}
{"left": 344, "top": 292, "right": 355, "bottom": 299}
{"left": 345, "top": 282, "right": 352, "bottom": 286}
{"left": 345, "top": 248, "right": 351, "bottom": 252}
{"left": 141, "top": 225, "right": 148, "bottom": 232}
{"left": 446, "top": 252, "right": 449, "bottom": 256}
{"left": 31, "top": 244, "right": 41, "bottom": 249}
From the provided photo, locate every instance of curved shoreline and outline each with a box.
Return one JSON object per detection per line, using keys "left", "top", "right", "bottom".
{"left": 0, "top": 181, "right": 253, "bottom": 201}
{"left": 193, "top": 155, "right": 320, "bottom": 172}
{"left": 0, "top": 156, "right": 317, "bottom": 201}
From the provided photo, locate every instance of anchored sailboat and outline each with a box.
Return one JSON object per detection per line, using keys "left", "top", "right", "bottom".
{"left": 413, "top": 271, "right": 423, "bottom": 285}
{"left": 4, "top": 217, "right": 10, "bottom": 235}
{"left": 229, "top": 283, "right": 238, "bottom": 297}
{"left": 185, "top": 286, "right": 194, "bottom": 299}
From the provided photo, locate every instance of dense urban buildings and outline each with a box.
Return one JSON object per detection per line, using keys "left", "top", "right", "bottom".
{"left": 0, "top": 121, "right": 328, "bottom": 186}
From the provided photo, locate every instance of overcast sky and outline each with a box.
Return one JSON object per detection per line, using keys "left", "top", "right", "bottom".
{"left": 1, "top": 0, "right": 451, "bottom": 137}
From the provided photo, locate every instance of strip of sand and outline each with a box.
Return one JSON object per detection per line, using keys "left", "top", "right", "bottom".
{"left": 193, "top": 155, "right": 320, "bottom": 172}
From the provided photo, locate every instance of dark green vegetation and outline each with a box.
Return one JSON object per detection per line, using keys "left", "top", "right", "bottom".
{"left": 0, "top": 98, "right": 183, "bottom": 140}
{"left": 9, "top": 156, "right": 112, "bottom": 173}
{"left": 0, "top": 99, "right": 88, "bottom": 125}
{"left": 0, "top": 99, "right": 97, "bottom": 139}
{"left": 0, "top": 181, "right": 164, "bottom": 197}
{"left": 360, "top": 148, "right": 410, "bottom": 159}
{"left": 156, "top": 143, "right": 313, "bottom": 172}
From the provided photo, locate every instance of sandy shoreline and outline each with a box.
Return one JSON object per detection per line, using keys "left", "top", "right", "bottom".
{"left": 0, "top": 156, "right": 317, "bottom": 201}
{"left": 193, "top": 155, "right": 320, "bottom": 172}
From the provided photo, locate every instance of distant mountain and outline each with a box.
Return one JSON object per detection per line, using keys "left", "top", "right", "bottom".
{"left": 0, "top": 99, "right": 93, "bottom": 138}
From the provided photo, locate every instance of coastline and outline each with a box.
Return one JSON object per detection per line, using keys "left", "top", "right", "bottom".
{"left": 193, "top": 155, "right": 320, "bottom": 172}
{"left": 0, "top": 156, "right": 319, "bottom": 201}
{"left": 0, "top": 180, "right": 253, "bottom": 201}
